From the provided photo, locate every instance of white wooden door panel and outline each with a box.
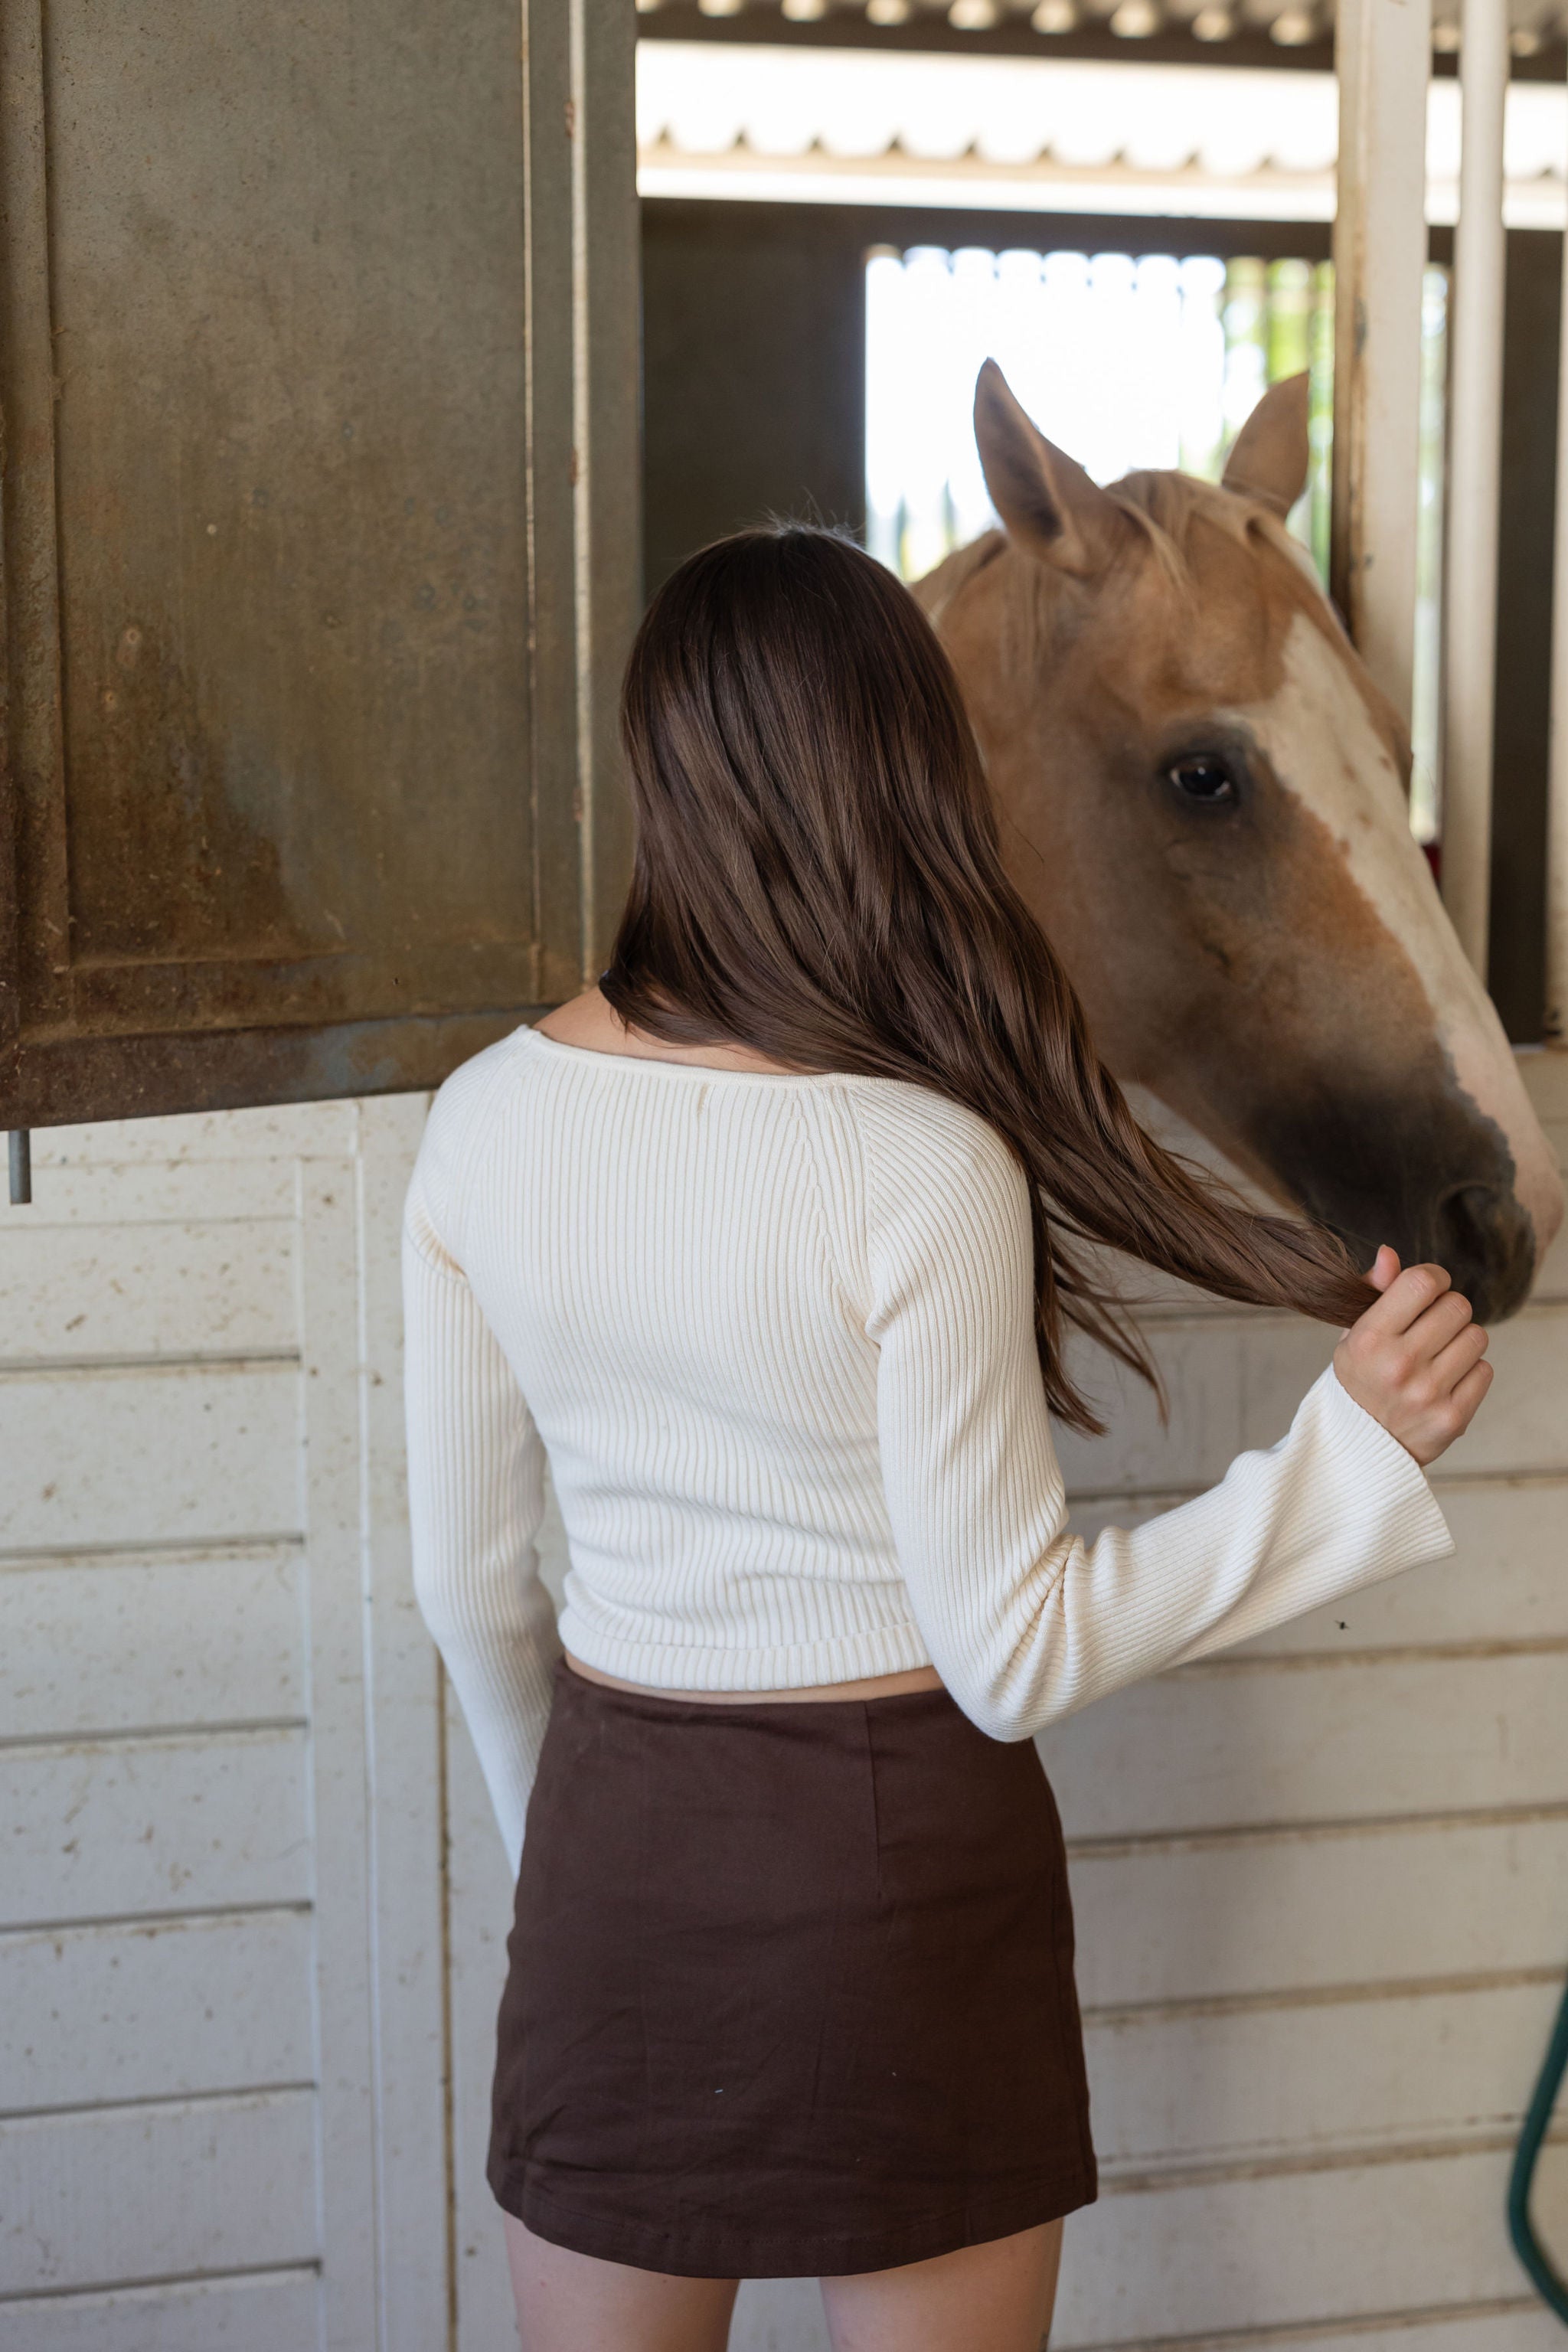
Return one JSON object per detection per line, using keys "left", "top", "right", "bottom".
{"left": 0, "top": 2268, "right": 321, "bottom": 2352}
{"left": 1054, "top": 1321, "right": 1256, "bottom": 1498}
{"left": 730, "top": 2280, "right": 832, "bottom": 2351}
{"left": 0, "top": 1909, "right": 314, "bottom": 2109}
{"left": 0, "top": 1364, "right": 301, "bottom": 1552}
{"left": 1233, "top": 1305, "right": 1568, "bottom": 1478}
{"left": 1073, "top": 1476, "right": 1568, "bottom": 1652}
{"left": 1043, "top": 1651, "right": 1568, "bottom": 1838}
{"left": 1085, "top": 1978, "right": 1566, "bottom": 2167}
{"left": 354, "top": 1099, "right": 452, "bottom": 2351}
{"left": 1230, "top": 1478, "right": 1568, "bottom": 1653}
{"left": 1057, "top": 1297, "right": 1568, "bottom": 1508}
{"left": 0, "top": 1222, "right": 298, "bottom": 1358}
{"left": 443, "top": 1705, "right": 521, "bottom": 2352}
{"left": 28, "top": 1107, "right": 365, "bottom": 1167}
{"left": 1204, "top": 2311, "right": 1568, "bottom": 2352}
{"left": 1, "top": 1731, "right": 312, "bottom": 1923}
{"left": 0, "top": 2089, "right": 318, "bottom": 2295}
{"left": 2, "top": 1549, "right": 305, "bottom": 1737}
{"left": 1070, "top": 1813, "right": 1568, "bottom": 2008}
{"left": 1050, "top": 2143, "right": 1568, "bottom": 2346}
{"left": 7, "top": 1161, "right": 301, "bottom": 1227}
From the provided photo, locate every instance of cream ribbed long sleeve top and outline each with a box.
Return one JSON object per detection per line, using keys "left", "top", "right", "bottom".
{"left": 403, "top": 1024, "right": 1453, "bottom": 1867}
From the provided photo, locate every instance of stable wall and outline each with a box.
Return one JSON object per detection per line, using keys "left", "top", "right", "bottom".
{"left": 2, "top": 1060, "right": 1566, "bottom": 2349}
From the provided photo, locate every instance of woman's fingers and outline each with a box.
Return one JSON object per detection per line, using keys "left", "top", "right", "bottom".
{"left": 1368, "top": 1244, "right": 1402, "bottom": 1293}
{"left": 1334, "top": 1261, "right": 1491, "bottom": 1465}
{"left": 1426, "top": 1320, "right": 1489, "bottom": 1393}
{"left": 1356, "top": 1261, "right": 1452, "bottom": 1338}
{"left": 1404, "top": 1288, "right": 1475, "bottom": 1361}
{"left": 1436, "top": 1356, "right": 1494, "bottom": 1446}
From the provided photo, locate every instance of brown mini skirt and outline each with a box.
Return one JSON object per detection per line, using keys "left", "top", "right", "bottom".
{"left": 488, "top": 1658, "right": 1096, "bottom": 2279}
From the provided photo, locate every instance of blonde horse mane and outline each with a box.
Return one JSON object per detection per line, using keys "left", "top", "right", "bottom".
{"left": 916, "top": 467, "right": 1318, "bottom": 685}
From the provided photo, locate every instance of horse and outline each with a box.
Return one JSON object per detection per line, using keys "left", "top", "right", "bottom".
{"left": 914, "top": 362, "right": 1564, "bottom": 1324}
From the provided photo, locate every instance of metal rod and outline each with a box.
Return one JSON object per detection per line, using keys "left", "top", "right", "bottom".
{"left": 8, "top": 1130, "right": 32, "bottom": 1206}
{"left": 1441, "top": 0, "right": 1509, "bottom": 981}
{"left": 1545, "top": 46, "right": 1568, "bottom": 1045}
{"left": 1331, "top": 0, "right": 1432, "bottom": 727}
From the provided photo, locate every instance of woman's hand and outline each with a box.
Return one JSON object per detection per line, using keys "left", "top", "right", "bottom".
{"left": 1332, "top": 1245, "right": 1492, "bottom": 1467}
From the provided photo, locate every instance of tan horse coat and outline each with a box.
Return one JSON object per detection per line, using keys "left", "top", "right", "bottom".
{"left": 918, "top": 366, "right": 1562, "bottom": 1320}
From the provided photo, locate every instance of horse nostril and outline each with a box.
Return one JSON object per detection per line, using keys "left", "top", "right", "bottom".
{"left": 1432, "top": 1183, "right": 1535, "bottom": 1321}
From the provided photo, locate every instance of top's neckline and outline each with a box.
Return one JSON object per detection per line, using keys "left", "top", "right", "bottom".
{"left": 519, "top": 1022, "right": 834, "bottom": 1085}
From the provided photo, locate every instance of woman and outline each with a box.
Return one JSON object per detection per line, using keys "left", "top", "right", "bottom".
{"left": 403, "top": 528, "right": 1485, "bottom": 2352}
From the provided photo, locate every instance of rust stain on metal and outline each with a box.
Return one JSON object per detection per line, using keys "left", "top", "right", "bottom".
{"left": 0, "top": 0, "right": 631, "bottom": 1132}
{"left": 75, "top": 613, "right": 305, "bottom": 966}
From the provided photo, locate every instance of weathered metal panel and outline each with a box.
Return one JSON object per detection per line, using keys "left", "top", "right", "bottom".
{"left": 0, "top": 0, "right": 639, "bottom": 1129}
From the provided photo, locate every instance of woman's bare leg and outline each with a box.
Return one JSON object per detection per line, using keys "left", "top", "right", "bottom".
{"left": 502, "top": 2213, "right": 739, "bottom": 2352}
{"left": 820, "top": 2220, "right": 1064, "bottom": 2352}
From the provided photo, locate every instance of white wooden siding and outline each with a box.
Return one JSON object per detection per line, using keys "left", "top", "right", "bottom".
{"left": 2, "top": 1061, "right": 1566, "bottom": 2350}
{"left": 0, "top": 1097, "right": 443, "bottom": 2352}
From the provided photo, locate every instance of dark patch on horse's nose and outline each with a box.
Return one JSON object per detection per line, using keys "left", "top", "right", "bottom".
{"left": 1238, "top": 1066, "right": 1537, "bottom": 1323}
{"left": 1429, "top": 1184, "right": 1536, "bottom": 1323}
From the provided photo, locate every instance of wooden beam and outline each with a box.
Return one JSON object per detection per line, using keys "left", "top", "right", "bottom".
{"left": 1442, "top": 0, "right": 1509, "bottom": 979}
{"left": 1548, "top": 57, "right": 1568, "bottom": 1044}
{"left": 1331, "top": 0, "right": 1432, "bottom": 726}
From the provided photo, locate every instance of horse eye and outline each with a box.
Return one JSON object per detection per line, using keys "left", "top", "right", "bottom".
{"left": 1166, "top": 755, "right": 1238, "bottom": 805}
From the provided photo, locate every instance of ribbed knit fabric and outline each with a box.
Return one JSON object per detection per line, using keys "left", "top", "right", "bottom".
{"left": 403, "top": 1024, "right": 1454, "bottom": 1867}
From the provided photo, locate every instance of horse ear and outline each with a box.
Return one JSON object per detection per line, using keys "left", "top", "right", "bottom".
{"left": 973, "top": 360, "right": 1132, "bottom": 579}
{"left": 1221, "top": 371, "right": 1310, "bottom": 518}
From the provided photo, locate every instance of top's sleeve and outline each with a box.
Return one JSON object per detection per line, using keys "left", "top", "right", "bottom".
{"left": 402, "top": 1063, "right": 560, "bottom": 1870}
{"left": 856, "top": 1095, "right": 1455, "bottom": 1742}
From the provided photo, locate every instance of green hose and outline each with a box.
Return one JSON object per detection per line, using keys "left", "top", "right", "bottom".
{"left": 1508, "top": 1967, "right": 1568, "bottom": 2324}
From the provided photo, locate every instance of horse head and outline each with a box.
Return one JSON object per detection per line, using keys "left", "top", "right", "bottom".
{"left": 917, "top": 361, "right": 1563, "bottom": 1321}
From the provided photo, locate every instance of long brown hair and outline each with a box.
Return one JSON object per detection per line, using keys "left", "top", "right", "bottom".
{"left": 602, "top": 525, "right": 1374, "bottom": 1434}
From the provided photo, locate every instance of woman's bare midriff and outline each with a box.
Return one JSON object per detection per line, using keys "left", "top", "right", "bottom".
{"left": 565, "top": 1652, "right": 944, "bottom": 1704}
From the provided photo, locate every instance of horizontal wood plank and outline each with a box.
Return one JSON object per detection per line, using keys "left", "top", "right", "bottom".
{"left": 2, "top": 1730, "right": 312, "bottom": 1927}
{"left": 0, "top": 1364, "right": 301, "bottom": 1553}
{"left": 1194, "top": 2310, "right": 1568, "bottom": 2352}
{"left": 1236, "top": 1478, "right": 1568, "bottom": 1654}
{"left": 730, "top": 2281, "right": 831, "bottom": 2352}
{"left": 0, "top": 2268, "right": 320, "bottom": 2352}
{"left": 3, "top": 1161, "right": 300, "bottom": 1228}
{"left": 1086, "top": 1978, "right": 1564, "bottom": 2168}
{"left": 1050, "top": 2142, "right": 1568, "bottom": 2347}
{"left": 1065, "top": 1478, "right": 1568, "bottom": 1654}
{"left": 0, "top": 1909, "right": 313, "bottom": 2112}
{"left": 0, "top": 1223, "right": 298, "bottom": 1361}
{"left": 0, "top": 1550, "right": 304, "bottom": 1739}
{"left": 0, "top": 2090, "right": 318, "bottom": 2296}
{"left": 1057, "top": 1302, "right": 1568, "bottom": 1501}
{"left": 1069, "top": 1813, "right": 1568, "bottom": 2009}
{"left": 1041, "top": 1651, "right": 1568, "bottom": 1839}
{"left": 31, "top": 1102, "right": 364, "bottom": 1165}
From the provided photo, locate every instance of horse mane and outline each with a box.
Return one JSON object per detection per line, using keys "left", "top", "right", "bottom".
{"left": 912, "top": 531, "right": 1007, "bottom": 628}
{"left": 927, "top": 469, "right": 1317, "bottom": 668}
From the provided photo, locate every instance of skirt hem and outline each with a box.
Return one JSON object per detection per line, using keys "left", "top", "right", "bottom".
{"left": 488, "top": 2157, "right": 1099, "bottom": 2280}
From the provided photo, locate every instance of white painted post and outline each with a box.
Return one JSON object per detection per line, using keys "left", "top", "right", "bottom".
{"left": 1331, "top": 0, "right": 1432, "bottom": 727}
{"left": 1442, "top": 0, "right": 1510, "bottom": 981}
{"left": 1547, "top": 56, "right": 1568, "bottom": 1044}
